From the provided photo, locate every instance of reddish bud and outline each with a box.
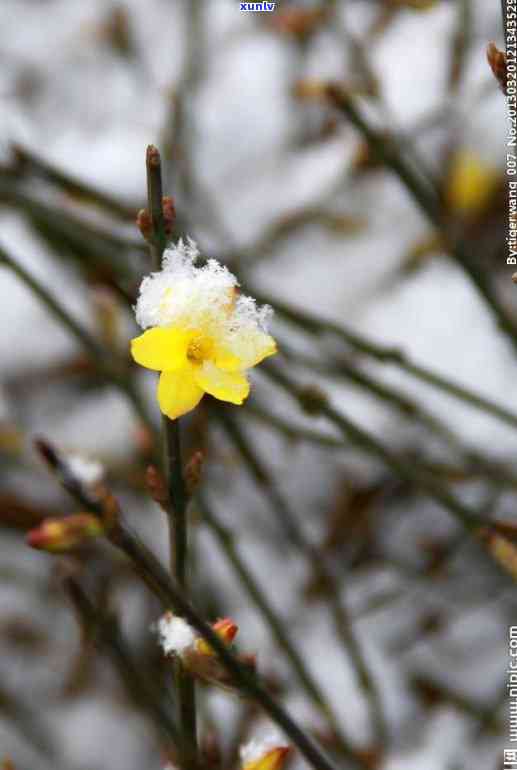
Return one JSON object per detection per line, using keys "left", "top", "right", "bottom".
{"left": 145, "top": 465, "right": 169, "bottom": 509}
{"left": 213, "top": 617, "right": 238, "bottom": 643}
{"left": 487, "top": 42, "right": 507, "bottom": 94}
{"left": 146, "top": 144, "right": 161, "bottom": 168}
{"left": 27, "top": 513, "right": 104, "bottom": 552}
{"left": 136, "top": 208, "right": 153, "bottom": 241}
{"left": 197, "top": 617, "right": 238, "bottom": 656}
{"left": 162, "top": 196, "right": 176, "bottom": 236}
{"left": 185, "top": 450, "right": 204, "bottom": 495}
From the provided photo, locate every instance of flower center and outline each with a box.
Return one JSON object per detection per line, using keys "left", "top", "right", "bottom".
{"left": 187, "top": 335, "right": 213, "bottom": 364}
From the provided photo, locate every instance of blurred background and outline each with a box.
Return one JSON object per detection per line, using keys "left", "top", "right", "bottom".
{"left": 0, "top": 1, "right": 514, "bottom": 769}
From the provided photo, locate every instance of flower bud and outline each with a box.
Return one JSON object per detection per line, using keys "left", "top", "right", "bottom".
{"left": 487, "top": 42, "right": 507, "bottom": 94}
{"left": 196, "top": 617, "right": 238, "bottom": 656}
{"left": 480, "top": 529, "right": 517, "bottom": 581}
{"left": 240, "top": 737, "right": 290, "bottom": 770}
{"left": 155, "top": 612, "right": 249, "bottom": 690}
{"left": 185, "top": 451, "right": 204, "bottom": 496}
{"left": 162, "top": 196, "right": 176, "bottom": 236}
{"left": 145, "top": 465, "right": 169, "bottom": 509}
{"left": 26, "top": 513, "right": 104, "bottom": 552}
{"left": 136, "top": 208, "right": 153, "bottom": 242}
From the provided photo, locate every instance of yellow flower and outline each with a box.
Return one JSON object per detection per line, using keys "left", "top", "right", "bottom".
{"left": 131, "top": 238, "right": 277, "bottom": 419}
{"left": 446, "top": 150, "right": 500, "bottom": 217}
{"left": 243, "top": 747, "right": 290, "bottom": 770}
{"left": 131, "top": 323, "right": 276, "bottom": 419}
{"left": 241, "top": 737, "right": 290, "bottom": 770}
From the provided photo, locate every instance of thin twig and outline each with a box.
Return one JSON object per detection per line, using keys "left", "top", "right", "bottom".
{"left": 279, "top": 340, "right": 517, "bottom": 491}
{"left": 145, "top": 144, "right": 198, "bottom": 769}
{"left": 11, "top": 143, "right": 137, "bottom": 220}
{"left": 0, "top": 245, "right": 103, "bottom": 360}
{"left": 215, "top": 408, "right": 388, "bottom": 746}
{"left": 0, "top": 244, "right": 155, "bottom": 439}
{"left": 263, "top": 361, "right": 485, "bottom": 534}
{"left": 63, "top": 576, "right": 180, "bottom": 750}
{"left": 107, "top": 521, "right": 344, "bottom": 770}
{"left": 253, "top": 288, "right": 517, "bottom": 433}
{"left": 36, "top": 439, "right": 344, "bottom": 770}
{"left": 246, "top": 402, "right": 345, "bottom": 449}
{"left": 198, "top": 494, "right": 372, "bottom": 767}
{"left": 326, "top": 85, "right": 517, "bottom": 353}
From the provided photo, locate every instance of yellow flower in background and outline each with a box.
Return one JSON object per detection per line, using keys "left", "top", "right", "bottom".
{"left": 446, "top": 149, "right": 500, "bottom": 217}
{"left": 240, "top": 736, "right": 290, "bottom": 770}
{"left": 131, "top": 238, "right": 277, "bottom": 419}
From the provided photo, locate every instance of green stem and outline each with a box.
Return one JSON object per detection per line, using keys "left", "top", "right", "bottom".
{"left": 163, "top": 417, "right": 197, "bottom": 769}
{"left": 145, "top": 144, "right": 197, "bottom": 769}
{"left": 107, "top": 521, "right": 344, "bottom": 770}
{"left": 146, "top": 144, "right": 168, "bottom": 264}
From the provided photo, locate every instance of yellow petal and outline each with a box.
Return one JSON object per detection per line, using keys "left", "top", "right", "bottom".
{"left": 244, "top": 748, "right": 290, "bottom": 770}
{"left": 131, "top": 327, "right": 192, "bottom": 371}
{"left": 195, "top": 362, "right": 250, "bottom": 405}
{"left": 157, "top": 368, "right": 204, "bottom": 419}
{"left": 216, "top": 332, "right": 277, "bottom": 371}
{"left": 446, "top": 150, "right": 499, "bottom": 216}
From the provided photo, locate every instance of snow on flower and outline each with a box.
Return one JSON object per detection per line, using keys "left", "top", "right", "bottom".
{"left": 155, "top": 612, "right": 239, "bottom": 658}
{"left": 240, "top": 733, "right": 290, "bottom": 770}
{"left": 156, "top": 612, "right": 197, "bottom": 656}
{"left": 131, "top": 238, "right": 277, "bottom": 419}
{"left": 154, "top": 612, "right": 246, "bottom": 689}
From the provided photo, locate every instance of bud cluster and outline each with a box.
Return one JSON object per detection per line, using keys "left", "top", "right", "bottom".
{"left": 156, "top": 612, "right": 256, "bottom": 689}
